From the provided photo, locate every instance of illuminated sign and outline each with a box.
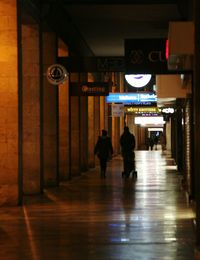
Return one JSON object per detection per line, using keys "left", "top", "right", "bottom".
{"left": 161, "top": 107, "right": 175, "bottom": 114}
{"left": 135, "top": 116, "right": 165, "bottom": 125}
{"left": 125, "top": 107, "right": 160, "bottom": 113}
{"left": 106, "top": 92, "right": 157, "bottom": 105}
{"left": 70, "top": 82, "right": 109, "bottom": 96}
{"left": 165, "top": 39, "right": 169, "bottom": 60}
{"left": 148, "top": 128, "right": 163, "bottom": 132}
{"left": 125, "top": 74, "right": 152, "bottom": 88}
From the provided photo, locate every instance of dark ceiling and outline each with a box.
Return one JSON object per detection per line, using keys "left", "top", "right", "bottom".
{"left": 65, "top": 4, "right": 180, "bottom": 56}
{"left": 43, "top": 0, "right": 192, "bottom": 57}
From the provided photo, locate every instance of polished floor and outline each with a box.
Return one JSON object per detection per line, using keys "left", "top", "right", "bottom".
{"left": 0, "top": 150, "right": 196, "bottom": 260}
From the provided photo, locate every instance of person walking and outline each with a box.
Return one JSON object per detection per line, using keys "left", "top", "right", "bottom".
{"left": 120, "top": 126, "right": 136, "bottom": 178}
{"left": 149, "top": 137, "right": 154, "bottom": 151}
{"left": 94, "top": 129, "right": 113, "bottom": 178}
{"left": 154, "top": 135, "right": 159, "bottom": 150}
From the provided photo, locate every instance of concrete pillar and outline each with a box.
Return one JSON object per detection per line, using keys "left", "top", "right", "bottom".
{"left": 70, "top": 73, "right": 80, "bottom": 176}
{"left": 88, "top": 96, "right": 95, "bottom": 168}
{"left": 87, "top": 73, "right": 96, "bottom": 168}
{"left": 111, "top": 73, "right": 121, "bottom": 154}
{"left": 94, "top": 96, "right": 100, "bottom": 141}
{"left": 0, "top": 0, "right": 18, "bottom": 205}
{"left": 80, "top": 95, "right": 88, "bottom": 172}
{"left": 166, "top": 119, "right": 172, "bottom": 151}
{"left": 58, "top": 40, "right": 70, "bottom": 180}
{"left": 22, "top": 23, "right": 41, "bottom": 194}
{"left": 78, "top": 73, "right": 88, "bottom": 172}
{"left": 42, "top": 32, "right": 58, "bottom": 186}
{"left": 100, "top": 96, "right": 105, "bottom": 130}
{"left": 70, "top": 96, "right": 80, "bottom": 176}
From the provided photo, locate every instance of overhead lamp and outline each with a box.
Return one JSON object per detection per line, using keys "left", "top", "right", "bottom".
{"left": 125, "top": 74, "right": 152, "bottom": 88}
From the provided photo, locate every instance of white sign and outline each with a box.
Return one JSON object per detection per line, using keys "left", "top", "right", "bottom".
{"left": 135, "top": 116, "right": 165, "bottom": 125}
{"left": 125, "top": 74, "right": 152, "bottom": 88}
{"left": 47, "top": 64, "right": 68, "bottom": 85}
{"left": 111, "top": 104, "right": 124, "bottom": 117}
{"left": 161, "top": 107, "right": 175, "bottom": 114}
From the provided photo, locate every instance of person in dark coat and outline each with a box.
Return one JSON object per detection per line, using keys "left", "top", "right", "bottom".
{"left": 154, "top": 135, "right": 159, "bottom": 150}
{"left": 94, "top": 129, "right": 113, "bottom": 178}
{"left": 120, "top": 126, "right": 136, "bottom": 178}
{"left": 148, "top": 137, "right": 154, "bottom": 150}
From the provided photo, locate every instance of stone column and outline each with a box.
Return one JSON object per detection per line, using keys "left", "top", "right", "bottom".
{"left": 80, "top": 95, "right": 88, "bottom": 172}
{"left": 87, "top": 73, "right": 96, "bottom": 168}
{"left": 70, "top": 74, "right": 80, "bottom": 176}
{"left": 22, "top": 23, "right": 41, "bottom": 194}
{"left": 100, "top": 96, "right": 105, "bottom": 130}
{"left": 0, "top": 0, "right": 18, "bottom": 205}
{"left": 88, "top": 96, "right": 95, "bottom": 168}
{"left": 58, "top": 40, "right": 70, "bottom": 180}
{"left": 79, "top": 72, "right": 89, "bottom": 172}
{"left": 94, "top": 96, "right": 100, "bottom": 141}
{"left": 42, "top": 32, "right": 58, "bottom": 187}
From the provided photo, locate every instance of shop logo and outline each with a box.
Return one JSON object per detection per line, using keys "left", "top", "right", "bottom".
{"left": 130, "top": 50, "right": 144, "bottom": 64}
{"left": 47, "top": 64, "right": 68, "bottom": 85}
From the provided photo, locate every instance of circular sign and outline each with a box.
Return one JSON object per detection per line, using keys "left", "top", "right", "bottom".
{"left": 47, "top": 64, "right": 68, "bottom": 85}
{"left": 125, "top": 74, "right": 152, "bottom": 88}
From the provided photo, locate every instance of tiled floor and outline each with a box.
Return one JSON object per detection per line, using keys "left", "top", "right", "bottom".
{"left": 0, "top": 150, "right": 196, "bottom": 259}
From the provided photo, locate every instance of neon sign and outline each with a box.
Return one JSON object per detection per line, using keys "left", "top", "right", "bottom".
{"left": 106, "top": 92, "right": 157, "bottom": 104}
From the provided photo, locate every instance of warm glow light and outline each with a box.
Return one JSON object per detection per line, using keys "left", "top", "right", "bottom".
{"left": 148, "top": 128, "right": 163, "bottom": 132}
{"left": 165, "top": 39, "right": 169, "bottom": 60}
{"left": 135, "top": 116, "right": 165, "bottom": 125}
{"left": 125, "top": 74, "right": 152, "bottom": 88}
{"left": 161, "top": 107, "right": 174, "bottom": 114}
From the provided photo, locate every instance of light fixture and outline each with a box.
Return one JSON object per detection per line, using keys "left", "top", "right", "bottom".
{"left": 135, "top": 116, "right": 165, "bottom": 125}
{"left": 125, "top": 74, "right": 152, "bottom": 88}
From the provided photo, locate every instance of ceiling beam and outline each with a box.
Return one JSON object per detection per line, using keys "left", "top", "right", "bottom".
{"left": 42, "top": 0, "right": 178, "bottom": 5}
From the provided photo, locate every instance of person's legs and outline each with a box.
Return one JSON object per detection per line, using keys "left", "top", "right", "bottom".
{"left": 102, "top": 159, "right": 107, "bottom": 178}
{"left": 123, "top": 155, "right": 130, "bottom": 178}
{"left": 100, "top": 158, "right": 107, "bottom": 178}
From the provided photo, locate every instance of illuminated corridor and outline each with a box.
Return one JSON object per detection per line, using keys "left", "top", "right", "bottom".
{"left": 0, "top": 151, "right": 195, "bottom": 259}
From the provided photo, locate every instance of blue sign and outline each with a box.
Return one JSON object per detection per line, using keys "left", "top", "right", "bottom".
{"left": 106, "top": 92, "right": 157, "bottom": 105}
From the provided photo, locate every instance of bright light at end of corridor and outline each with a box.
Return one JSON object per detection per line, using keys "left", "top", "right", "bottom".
{"left": 125, "top": 74, "right": 152, "bottom": 88}
{"left": 135, "top": 116, "right": 165, "bottom": 125}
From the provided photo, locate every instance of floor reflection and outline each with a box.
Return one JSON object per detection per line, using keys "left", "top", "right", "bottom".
{"left": 0, "top": 150, "right": 196, "bottom": 260}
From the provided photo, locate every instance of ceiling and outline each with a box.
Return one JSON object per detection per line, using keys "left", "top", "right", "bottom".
{"left": 60, "top": 1, "right": 191, "bottom": 56}
{"left": 43, "top": 0, "right": 192, "bottom": 57}
{"left": 65, "top": 4, "right": 180, "bottom": 56}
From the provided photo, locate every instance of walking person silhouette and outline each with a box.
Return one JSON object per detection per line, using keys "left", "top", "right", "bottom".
{"left": 120, "top": 126, "right": 136, "bottom": 178}
{"left": 94, "top": 130, "right": 113, "bottom": 178}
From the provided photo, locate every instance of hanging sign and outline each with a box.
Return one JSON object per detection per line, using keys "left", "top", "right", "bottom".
{"left": 57, "top": 56, "right": 125, "bottom": 72}
{"left": 111, "top": 104, "right": 124, "bottom": 117}
{"left": 70, "top": 82, "right": 109, "bottom": 96}
{"left": 125, "top": 106, "right": 160, "bottom": 113}
{"left": 125, "top": 39, "right": 169, "bottom": 74}
{"left": 106, "top": 92, "right": 157, "bottom": 106}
